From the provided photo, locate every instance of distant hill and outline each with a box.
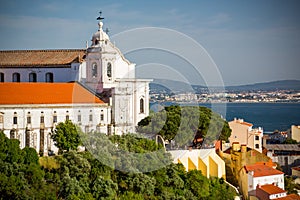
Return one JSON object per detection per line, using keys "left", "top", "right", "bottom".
{"left": 150, "top": 79, "right": 300, "bottom": 94}
{"left": 226, "top": 80, "right": 300, "bottom": 92}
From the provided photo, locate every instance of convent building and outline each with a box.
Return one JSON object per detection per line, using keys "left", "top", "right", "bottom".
{"left": 0, "top": 17, "right": 151, "bottom": 155}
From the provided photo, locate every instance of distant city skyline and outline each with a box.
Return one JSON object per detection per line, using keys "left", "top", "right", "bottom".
{"left": 0, "top": 0, "right": 299, "bottom": 86}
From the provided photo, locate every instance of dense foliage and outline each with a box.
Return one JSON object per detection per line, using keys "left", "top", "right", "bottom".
{"left": 137, "top": 105, "right": 231, "bottom": 148}
{"left": 0, "top": 121, "right": 237, "bottom": 199}
{"left": 51, "top": 120, "right": 82, "bottom": 153}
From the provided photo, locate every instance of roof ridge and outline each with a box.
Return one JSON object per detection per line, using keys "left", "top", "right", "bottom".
{"left": 0, "top": 49, "right": 86, "bottom": 53}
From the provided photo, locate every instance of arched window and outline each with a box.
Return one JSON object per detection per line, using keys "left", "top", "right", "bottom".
{"left": 12, "top": 73, "right": 20, "bottom": 82}
{"left": 92, "top": 63, "right": 97, "bottom": 77}
{"left": 29, "top": 72, "right": 37, "bottom": 82}
{"left": 0, "top": 72, "right": 4, "bottom": 82}
{"left": 140, "top": 98, "right": 144, "bottom": 113}
{"left": 45, "top": 72, "right": 53, "bottom": 82}
{"left": 107, "top": 62, "right": 112, "bottom": 78}
{"left": 10, "top": 129, "right": 16, "bottom": 139}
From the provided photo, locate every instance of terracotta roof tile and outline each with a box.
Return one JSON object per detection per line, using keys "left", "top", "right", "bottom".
{"left": 259, "top": 184, "right": 286, "bottom": 195}
{"left": 240, "top": 122, "right": 253, "bottom": 126}
{"left": 0, "top": 83, "right": 104, "bottom": 104}
{"left": 0, "top": 49, "right": 86, "bottom": 67}
{"left": 245, "top": 163, "right": 284, "bottom": 177}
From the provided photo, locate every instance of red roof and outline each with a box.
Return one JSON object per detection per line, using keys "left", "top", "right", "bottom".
{"left": 259, "top": 184, "right": 286, "bottom": 195}
{"left": 245, "top": 163, "right": 284, "bottom": 177}
{"left": 0, "top": 49, "right": 85, "bottom": 67}
{"left": 0, "top": 83, "right": 104, "bottom": 104}
{"left": 240, "top": 121, "right": 253, "bottom": 126}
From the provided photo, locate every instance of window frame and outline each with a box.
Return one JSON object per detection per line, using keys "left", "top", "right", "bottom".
{"left": 29, "top": 72, "right": 37, "bottom": 82}
{"left": 107, "top": 62, "right": 112, "bottom": 78}
{"left": 12, "top": 72, "right": 20, "bottom": 82}
{"left": 45, "top": 72, "right": 54, "bottom": 83}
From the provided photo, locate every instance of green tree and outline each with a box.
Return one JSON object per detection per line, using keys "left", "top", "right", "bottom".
{"left": 51, "top": 120, "right": 82, "bottom": 153}
{"left": 90, "top": 176, "right": 117, "bottom": 199}
{"left": 22, "top": 146, "right": 39, "bottom": 165}
{"left": 284, "top": 176, "right": 298, "bottom": 194}
{"left": 137, "top": 106, "right": 231, "bottom": 147}
{"left": 186, "top": 170, "right": 210, "bottom": 199}
{"left": 282, "top": 138, "right": 298, "bottom": 144}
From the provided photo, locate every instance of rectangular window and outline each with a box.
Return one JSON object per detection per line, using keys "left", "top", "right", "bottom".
{"left": 255, "top": 144, "right": 259, "bottom": 149}
{"left": 53, "top": 116, "right": 57, "bottom": 123}
{"left": 66, "top": 115, "right": 69, "bottom": 121}
{"left": 255, "top": 135, "right": 259, "bottom": 140}
{"left": 0, "top": 115, "right": 3, "bottom": 123}
{"left": 100, "top": 114, "right": 104, "bottom": 121}
{"left": 89, "top": 114, "right": 93, "bottom": 122}
{"left": 78, "top": 115, "right": 81, "bottom": 122}
{"left": 40, "top": 116, "right": 44, "bottom": 124}
{"left": 13, "top": 116, "right": 17, "bottom": 125}
{"left": 27, "top": 116, "right": 31, "bottom": 124}
{"left": 25, "top": 129, "right": 30, "bottom": 147}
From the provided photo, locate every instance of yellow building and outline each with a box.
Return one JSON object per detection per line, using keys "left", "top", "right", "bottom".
{"left": 222, "top": 143, "right": 278, "bottom": 199}
{"left": 291, "top": 125, "right": 300, "bottom": 142}
{"left": 168, "top": 148, "right": 226, "bottom": 179}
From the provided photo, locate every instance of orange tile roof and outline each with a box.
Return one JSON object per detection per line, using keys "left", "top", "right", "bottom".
{"left": 0, "top": 49, "right": 86, "bottom": 67}
{"left": 0, "top": 83, "right": 104, "bottom": 104}
{"left": 245, "top": 163, "right": 284, "bottom": 177}
{"left": 259, "top": 184, "right": 286, "bottom": 195}
{"left": 256, "top": 160, "right": 277, "bottom": 168}
{"left": 240, "top": 121, "right": 253, "bottom": 126}
{"left": 277, "top": 194, "right": 300, "bottom": 200}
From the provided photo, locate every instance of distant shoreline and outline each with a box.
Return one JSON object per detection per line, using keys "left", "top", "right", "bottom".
{"left": 150, "top": 101, "right": 300, "bottom": 105}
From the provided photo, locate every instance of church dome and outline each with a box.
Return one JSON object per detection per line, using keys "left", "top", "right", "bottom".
{"left": 91, "top": 21, "right": 110, "bottom": 46}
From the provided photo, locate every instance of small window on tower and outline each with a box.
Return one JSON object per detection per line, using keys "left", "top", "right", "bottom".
{"left": 107, "top": 62, "right": 112, "bottom": 78}
{"left": 140, "top": 98, "right": 144, "bottom": 113}
{"left": 92, "top": 63, "right": 97, "bottom": 78}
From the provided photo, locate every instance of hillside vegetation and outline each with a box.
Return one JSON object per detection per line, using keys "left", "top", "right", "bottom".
{"left": 0, "top": 124, "right": 236, "bottom": 199}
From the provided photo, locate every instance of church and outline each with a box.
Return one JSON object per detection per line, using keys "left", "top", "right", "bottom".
{"left": 0, "top": 16, "right": 151, "bottom": 154}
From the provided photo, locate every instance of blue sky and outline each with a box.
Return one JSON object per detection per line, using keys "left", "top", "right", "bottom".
{"left": 0, "top": 0, "right": 299, "bottom": 86}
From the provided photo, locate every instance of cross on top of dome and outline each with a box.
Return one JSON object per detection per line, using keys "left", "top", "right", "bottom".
{"left": 97, "top": 11, "right": 105, "bottom": 30}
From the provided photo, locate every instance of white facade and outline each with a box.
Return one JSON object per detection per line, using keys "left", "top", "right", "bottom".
{"left": 0, "top": 103, "right": 110, "bottom": 155}
{"left": 84, "top": 20, "right": 152, "bottom": 134}
{"left": 247, "top": 173, "right": 285, "bottom": 192}
{"left": 0, "top": 18, "right": 151, "bottom": 136}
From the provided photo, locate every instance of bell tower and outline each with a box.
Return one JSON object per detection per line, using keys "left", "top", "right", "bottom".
{"left": 84, "top": 13, "right": 152, "bottom": 134}
{"left": 85, "top": 12, "right": 112, "bottom": 93}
